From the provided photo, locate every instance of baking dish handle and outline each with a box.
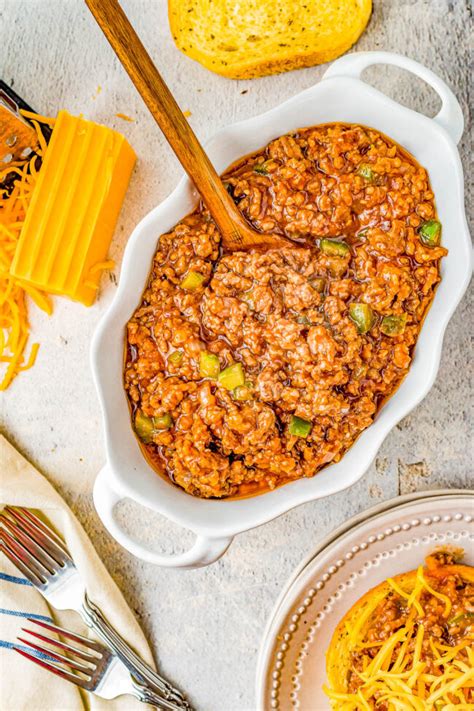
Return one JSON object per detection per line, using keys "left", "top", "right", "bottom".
{"left": 323, "top": 51, "right": 464, "bottom": 144}
{"left": 93, "top": 466, "right": 233, "bottom": 568}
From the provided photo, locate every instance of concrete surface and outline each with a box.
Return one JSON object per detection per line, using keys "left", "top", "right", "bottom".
{"left": 1, "top": 1, "right": 472, "bottom": 709}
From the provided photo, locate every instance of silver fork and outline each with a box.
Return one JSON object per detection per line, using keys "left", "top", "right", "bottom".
{"left": 15, "top": 617, "right": 179, "bottom": 709}
{"left": 0, "top": 506, "right": 191, "bottom": 709}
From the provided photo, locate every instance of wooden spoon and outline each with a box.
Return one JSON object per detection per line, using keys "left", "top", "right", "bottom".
{"left": 85, "top": 0, "right": 289, "bottom": 252}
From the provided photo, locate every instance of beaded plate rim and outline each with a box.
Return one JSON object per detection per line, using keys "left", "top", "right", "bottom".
{"left": 256, "top": 490, "right": 474, "bottom": 710}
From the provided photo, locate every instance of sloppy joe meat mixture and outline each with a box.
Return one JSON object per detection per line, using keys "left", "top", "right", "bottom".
{"left": 124, "top": 123, "right": 446, "bottom": 498}
{"left": 347, "top": 553, "right": 474, "bottom": 706}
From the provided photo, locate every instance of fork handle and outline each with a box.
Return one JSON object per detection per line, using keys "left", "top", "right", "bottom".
{"left": 133, "top": 683, "right": 188, "bottom": 711}
{"left": 82, "top": 596, "right": 192, "bottom": 709}
{"left": 133, "top": 681, "right": 188, "bottom": 710}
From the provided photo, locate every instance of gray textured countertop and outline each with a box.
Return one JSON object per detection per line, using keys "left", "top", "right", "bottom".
{"left": 1, "top": 1, "right": 472, "bottom": 709}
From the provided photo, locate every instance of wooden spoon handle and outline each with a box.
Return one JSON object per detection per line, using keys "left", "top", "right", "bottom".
{"left": 85, "top": 0, "right": 242, "bottom": 244}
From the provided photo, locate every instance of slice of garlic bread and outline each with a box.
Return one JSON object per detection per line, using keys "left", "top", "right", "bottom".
{"left": 168, "top": 0, "right": 372, "bottom": 79}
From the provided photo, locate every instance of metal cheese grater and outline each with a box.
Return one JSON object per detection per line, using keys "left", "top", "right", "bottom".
{"left": 0, "top": 80, "right": 51, "bottom": 171}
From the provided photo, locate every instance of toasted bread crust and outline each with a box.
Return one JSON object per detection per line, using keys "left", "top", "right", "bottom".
{"left": 168, "top": 0, "right": 372, "bottom": 79}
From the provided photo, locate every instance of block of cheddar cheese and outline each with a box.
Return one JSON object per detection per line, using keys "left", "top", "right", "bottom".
{"left": 10, "top": 110, "right": 136, "bottom": 306}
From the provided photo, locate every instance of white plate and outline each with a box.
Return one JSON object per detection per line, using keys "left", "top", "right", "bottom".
{"left": 256, "top": 490, "right": 474, "bottom": 710}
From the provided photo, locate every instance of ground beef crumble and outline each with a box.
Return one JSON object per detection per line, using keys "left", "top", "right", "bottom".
{"left": 124, "top": 123, "right": 446, "bottom": 498}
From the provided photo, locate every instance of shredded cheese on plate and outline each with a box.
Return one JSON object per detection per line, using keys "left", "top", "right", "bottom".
{"left": 325, "top": 566, "right": 474, "bottom": 709}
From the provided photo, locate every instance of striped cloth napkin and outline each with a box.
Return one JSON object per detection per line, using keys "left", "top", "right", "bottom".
{"left": 0, "top": 434, "right": 155, "bottom": 710}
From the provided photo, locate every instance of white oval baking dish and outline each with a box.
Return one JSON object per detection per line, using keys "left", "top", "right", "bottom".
{"left": 91, "top": 52, "right": 472, "bottom": 568}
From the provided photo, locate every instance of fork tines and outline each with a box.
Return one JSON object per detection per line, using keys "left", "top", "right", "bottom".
{"left": 1, "top": 508, "right": 192, "bottom": 709}
{"left": 5, "top": 507, "right": 68, "bottom": 552}
{"left": 15, "top": 618, "right": 108, "bottom": 689}
{"left": 0, "top": 506, "right": 71, "bottom": 585}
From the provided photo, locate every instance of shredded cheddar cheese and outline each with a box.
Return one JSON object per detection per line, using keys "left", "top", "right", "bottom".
{"left": 0, "top": 117, "right": 53, "bottom": 389}
{"left": 19, "top": 109, "right": 56, "bottom": 125}
{"left": 325, "top": 564, "right": 474, "bottom": 710}
{"left": 115, "top": 112, "right": 135, "bottom": 122}
{"left": 416, "top": 565, "right": 453, "bottom": 617}
{"left": 388, "top": 575, "right": 424, "bottom": 616}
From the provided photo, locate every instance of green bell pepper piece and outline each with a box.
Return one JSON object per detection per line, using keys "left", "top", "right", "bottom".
{"left": 134, "top": 411, "right": 155, "bottom": 443}
{"left": 153, "top": 413, "right": 173, "bottom": 430}
{"left": 218, "top": 363, "right": 245, "bottom": 390}
{"left": 357, "top": 164, "right": 376, "bottom": 181}
{"left": 254, "top": 160, "right": 272, "bottom": 175}
{"left": 380, "top": 314, "right": 407, "bottom": 336}
{"left": 168, "top": 350, "right": 184, "bottom": 365}
{"left": 134, "top": 410, "right": 172, "bottom": 443}
{"left": 419, "top": 220, "right": 441, "bottom": 247}
{"left": 181, "top": 271, "right": 205, "bottom": 290}
{"left": 349, "top": 303, "right": 375, "bottom": 334}
{"left": 320, "top": 239, "right": 350, "bottom": 257}
{"left": 289, "top": 415, "right": 312, "bottom": 438}
{"left": 448, "top": 611, "right": 474, "bottom": 625}
{"left": 199, "top": 351, "right": 220, "bottom": 379}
